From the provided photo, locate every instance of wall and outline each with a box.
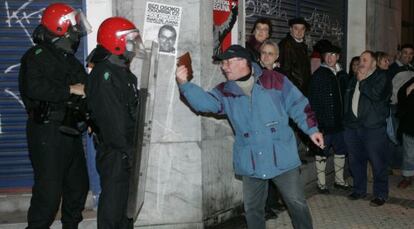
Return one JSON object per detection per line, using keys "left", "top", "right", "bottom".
{"left": 86, "top": 0, "right": 113, "bottom": 54}
{"left": 346, "top": 0, "right": 367, "bottom": 70}
{"left": 366, "top": 0, "right": 402, "bottom": 57}
{"left": 132, "top": 0, "right": 203, "bottom": 227}
{"left": 401, "top": 0, "right": 414, "bottom": 45}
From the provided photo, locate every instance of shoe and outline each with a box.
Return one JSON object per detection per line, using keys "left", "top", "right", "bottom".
{"left": 348, "top": 192, "right": 366, "bottom": 200}
{"left": 397, "top": 178, "right": 412, "bottom": 189}
{"left": 370, "top": 197, "right": 386, "bottom": 207}
{"left": 317, "top": 185, "right": 330, "bottom": 194}
{"left": 334, "top": 182, "right": 352, "bottom": 191}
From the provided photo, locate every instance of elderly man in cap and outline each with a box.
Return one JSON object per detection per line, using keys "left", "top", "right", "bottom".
{"left": 176, "top": 44, "right": 324, "bottom": 229}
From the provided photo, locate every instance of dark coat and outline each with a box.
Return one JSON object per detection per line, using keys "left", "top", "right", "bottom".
{"left": 343, "top": 69, "right": 391, "bottom": 129}
{"left": 86, "top": 52, "right": 139, "bottom": 156}
{"left": 278, "top": 33, "right": 311, "bottom": 94}
{"left": 397, "top": 77, "right": 414, "bottom": 136}
{"left": 19, "top": 42, "right": 87, "bottom": 112}
{"left": 245, "top": 36, "right": 262, "bottom": 63}
{"left": 308, "top": 65, "right": 348, "bottom": 134}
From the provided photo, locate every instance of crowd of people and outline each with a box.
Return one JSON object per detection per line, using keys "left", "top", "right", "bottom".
{"left": 177, "top": 16, "right": 414, "bottom": 229}
{"left": 247, "top": 16, "right": 414, "bottom": 204}
{"left": 17, "top": 2, "right": 414, "bottom": 228}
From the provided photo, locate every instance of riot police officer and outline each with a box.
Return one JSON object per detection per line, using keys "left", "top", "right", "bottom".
{"left": 86, "top": 17, "right": 141, "bottom": 229}
{"left": 18, "top": 3, "right": 91, "bottom": 228}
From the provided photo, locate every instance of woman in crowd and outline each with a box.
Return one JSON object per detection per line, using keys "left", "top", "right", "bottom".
{"left": 259, "top": 40, "right": 281, "bottom": 71}
{"left": 348, "top": 56, "right": 360, "bottom": 78}
{"left": 376, "top": 51, "right": 391, "bottom": 70}
{"left": 246, "top": 18, "right": 272, "bottom": 62}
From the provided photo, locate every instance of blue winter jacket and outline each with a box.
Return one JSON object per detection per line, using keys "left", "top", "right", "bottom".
{"left": 179, "top": 64, "right": 319, "bottom": 179}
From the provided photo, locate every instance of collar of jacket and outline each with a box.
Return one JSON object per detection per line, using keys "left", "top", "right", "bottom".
{"left": 286, "top": 33, "right": 305, "bottom": 44}
{"left": 220, "top": 63, "right": 263, "bottom": 96}
{"left": 395, "top": 59, "right": 414, "bottom": 69}
{"left": 365, "top": 68, "right": 376, "bottom": 79}
{"left": 321, "top": 63, "right": 342, "bottom": 74}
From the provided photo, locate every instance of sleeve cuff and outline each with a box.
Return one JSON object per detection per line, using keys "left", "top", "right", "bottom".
{"left": 178, "top": 82, "right": 192, "bottom": 92}
{"left": 306, "top": 126, "right": 319, "bottom": 136}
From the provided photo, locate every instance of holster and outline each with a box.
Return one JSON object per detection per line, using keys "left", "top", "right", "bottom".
{"left": 28, "top": 102, "right": 51, "bottom": 123}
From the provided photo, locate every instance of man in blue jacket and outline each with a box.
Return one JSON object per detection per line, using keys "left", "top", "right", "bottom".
{"left": 176, "top": 45, "right": 324, "bottom": 229}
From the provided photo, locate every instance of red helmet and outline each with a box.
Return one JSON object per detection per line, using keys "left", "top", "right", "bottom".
{"left": 97, "top": 17, "right": 142, "bottom": 55}
{"left": 41, "top": 3, "right": 91, "bottom": 36}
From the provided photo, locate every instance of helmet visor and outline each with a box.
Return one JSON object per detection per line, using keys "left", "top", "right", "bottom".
{"left": 61, "top": 9, "right": 92, "bottom": 37}
{"left": 117, "top": 29, "right": 146, "bottom": 59}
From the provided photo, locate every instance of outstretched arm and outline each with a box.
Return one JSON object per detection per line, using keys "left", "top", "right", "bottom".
{"left": 176, "top": 65, "right": 224, "bottom": 114}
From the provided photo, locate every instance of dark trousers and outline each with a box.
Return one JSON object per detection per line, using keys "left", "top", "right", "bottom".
{"left": 26, "top": 120, "right": 89, "bottom": 229}
{"left": 96, "top": 148, "right": 133, "bottom": 229}
{"left": 344, "top": 127, "right": 389, "bottom": 199}
{"left": 265, "top": 181, "right": 283, "bottom": 212}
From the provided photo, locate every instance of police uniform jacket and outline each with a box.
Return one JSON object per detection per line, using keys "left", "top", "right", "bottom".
{"left": 19, "top": 42, "right": 87, "bottom": 116}
{"left": 86, "top": 57, "right": 139, "bottom": 157}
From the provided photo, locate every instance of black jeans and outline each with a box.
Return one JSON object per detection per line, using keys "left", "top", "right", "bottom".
{"left": 96, "top": 147, "right": 133, "bottom": 229}
{"left": 26, "top": 120, "right": 89, "bottom": 229}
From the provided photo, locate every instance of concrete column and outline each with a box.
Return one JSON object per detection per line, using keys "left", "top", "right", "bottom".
{"left": 122, "top": 0, "right": 243, "bottom": 228}
{"left": 85, "top": 0, "right": 112, "bottom": 54}
{"left": 347, "top": 0, "right": 367, "bottom": 70}
{"left": 366, "top": 0, "right": 401, "bottom": 57}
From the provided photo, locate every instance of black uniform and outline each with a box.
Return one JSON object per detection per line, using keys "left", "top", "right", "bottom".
{"left": 19, "top": 41, "right": 89, "bottom": 228}
{"left": 87, "top": 46, "right": 138, "bottom": 229}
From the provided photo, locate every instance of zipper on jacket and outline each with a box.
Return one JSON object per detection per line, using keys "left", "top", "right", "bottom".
{"left": 272, "top": 144, "right": 278, "bottom": 167}
{"left": 250, "top": 150, "right": 256, "bottom": 171}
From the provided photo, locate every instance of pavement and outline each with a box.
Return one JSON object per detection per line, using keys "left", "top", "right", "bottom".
{"left": 1, "top": 170, "right": 413, "bottom": 228}
{"left": 213, "top": 174, "right": 414, "bottom": 229}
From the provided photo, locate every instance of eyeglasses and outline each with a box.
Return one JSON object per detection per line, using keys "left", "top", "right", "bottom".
{"left": 220, "top": 58, "right": 244, "bottom": 67}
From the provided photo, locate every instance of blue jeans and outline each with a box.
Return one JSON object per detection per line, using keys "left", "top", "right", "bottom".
{"left": 402, "top": 134, "right": 414, "bottom": 177}
{"left": 344, "top": 127, "right": 389, "bottom": 199}
{"left": 243, "top": 167, "right": 313, "bottom": 229}
{"left": 86, "top": 135, "right": 101, "bottom": 196}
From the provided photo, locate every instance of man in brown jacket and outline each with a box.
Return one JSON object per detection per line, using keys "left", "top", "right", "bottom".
{"left": 279, "top": 17, "right": 311, "bottom": 95}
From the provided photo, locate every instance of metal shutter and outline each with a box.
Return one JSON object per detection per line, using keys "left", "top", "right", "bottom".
{"left": 245, "top": 0, "right": 297, "bottom": 42}
{"left": 245, "top": 0, "right": 348, "bottom": 63}
{"left": 0, "top": 0, "right": 85, "bottom": 189}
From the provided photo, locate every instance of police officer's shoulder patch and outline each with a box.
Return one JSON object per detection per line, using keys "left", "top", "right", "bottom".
{"left": 35, "top": 48, "right": 42, "bottom": 55}
{"left": 103, "top": 72, "right": 110, "bottom": 80}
